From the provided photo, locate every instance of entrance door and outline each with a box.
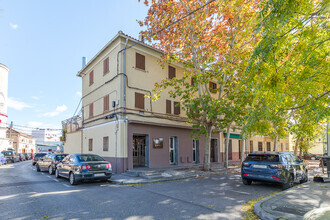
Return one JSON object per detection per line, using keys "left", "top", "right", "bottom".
{"left": 170, "top": 137, "right": 178, "bottom": 165}
{"left": 228, "top": 139, "right": 232, "bottom": 160}
{"left": 133, "top": 135, "right": 146, "bottom": 167}
{"left": 210, "top": 139, "right": 218, "bottom": 162}
{"left": 193, "top": 139, "right": 200, "bottom": 163}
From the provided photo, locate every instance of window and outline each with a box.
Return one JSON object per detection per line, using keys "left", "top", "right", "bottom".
{"left": 267, "top": 142, "right": 271, "bottom": 151}
{"left": 89, "top": 70, "right": 94, "bottom": 86}
{"left": 88, "top": 138, "right": 93, "bottom": 151}
{"left": 136, "top": 53, "right": 145, "bottom": 70}
{"left": 209, "top": 81, "right": 217, "bottom": 93}
{"left": 286, "top": 144, "right": 289, "bottom": 151}
{"left": 258, "top": 142, "right": 263, "bottom": 151}
{"left": 250, "top": 141, "right": 253, "bottom": 153}
{"left": 174, "top": 101, "right": 180, "bottom": 115}
{"left": 281, "top": 143, "right": 283, "bottom": 151}
{"left": 168, "top": 66, "right": 176, "bottom": 79}
{"left": 239, "top": 140, "right": 242, "bottom": 159}
{"left": 135, "top": 92, "right": 145, "bottom": 109}
{"left": 193, "top": 139, "right": 199, "bottom": 163}
{"left": 103, "top": 136, "right": 109, "bottom": 151}
{"left": 166, "top": 100, "right": 171, "bottom": 114}
{"left": 103, "top": 57, "right": 109, "bottom": 75}
{"left": 89, "top": 103, "right": 94, "bottom": 118}
{"left": 104, "top": 95, "right": 109, "bottom": 112}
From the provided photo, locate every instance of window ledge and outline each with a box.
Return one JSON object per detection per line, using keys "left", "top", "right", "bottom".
{"left": 133, "top": 66, "right": 148, "bottom": 73}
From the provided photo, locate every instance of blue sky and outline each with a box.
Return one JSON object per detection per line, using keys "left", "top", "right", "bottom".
{"left": 0, "top": 0, "right": 148, "bottom": 132}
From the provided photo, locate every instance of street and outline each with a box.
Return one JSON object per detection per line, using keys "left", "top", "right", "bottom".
{"left": 0, "top": 161, "right": 282, "bottom": 219}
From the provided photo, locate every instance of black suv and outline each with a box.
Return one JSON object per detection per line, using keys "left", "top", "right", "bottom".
{"left": 241, "top": 151, "right": 308, "bottom": 190}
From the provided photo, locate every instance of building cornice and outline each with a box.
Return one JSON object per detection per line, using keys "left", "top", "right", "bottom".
{"left": 0, "top": 63, "right": 10, "bottom": 72}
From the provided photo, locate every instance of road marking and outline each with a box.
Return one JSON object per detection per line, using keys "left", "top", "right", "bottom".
{"left": 228, "top": 190, "right": 250, "bottom": 195}
{"left": 63, "top": 184, "right": 73, "bottom": 188}
{"left": 46, "top": 175, "right": 51, "bottom": 178}
{"left": 41, "top": 173, "right": 45, "bottom": 175}
{"left": 53, "top": 179, "right": 59, "bottom": 182}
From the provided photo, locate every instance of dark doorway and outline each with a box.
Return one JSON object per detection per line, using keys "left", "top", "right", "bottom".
{"left": 133, "top": 135, "right": 147, "bottom": 167}
{"left": 210, "top": 139, "right": 218, "bottom": 162}
{"left": 228, "top": 139, "right": 232, "bottom": 160}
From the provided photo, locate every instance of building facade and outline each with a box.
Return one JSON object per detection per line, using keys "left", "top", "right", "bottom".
{"left": 7, "top": 128, "right": 36, "bottom": 153}
{"left": 63, "top": 31, "right": 289, "bottom": 173}
{"left": 31, "top": 129, "right": 63, "bottom": 153}
{"left": 0, "top": 63, "right": 11, "bottom": 152}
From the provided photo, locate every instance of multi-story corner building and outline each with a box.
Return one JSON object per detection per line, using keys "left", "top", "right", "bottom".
{"left": 31, "top": 129, "right": 63, "bottom": 153}
{"left": 7, "top": 128, "right": 36, "bottom": 153}
{"left": 63, "top": 31, "right": 289, "bottom": 173}
{"left": 0, "top": 63, "right": 11, "bottom": 152}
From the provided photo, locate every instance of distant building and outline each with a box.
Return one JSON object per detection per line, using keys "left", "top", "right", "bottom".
{"left": 31, "top": 129, "right": 63, "bottom": 153}
{"left": 0, "top": 63, "right": 11, "bottom": 152}
{"left": 6, "top": 128, "right": 36, "bottom": 153}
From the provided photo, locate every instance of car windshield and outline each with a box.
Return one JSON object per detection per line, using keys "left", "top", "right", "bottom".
{"left": 55, "top": 155, "right": 67, "bottom": 161}
{"left": 78, "top": 155, "right": 105, "bottom": 162}
{"left": 35, "top": 153, "right": 46, "bottom": 158}
{"left": 3, "top": 152, "right": 13, "bottom": 156}
{"left": 246, "top": 154, "right": 279, "bottom": 162}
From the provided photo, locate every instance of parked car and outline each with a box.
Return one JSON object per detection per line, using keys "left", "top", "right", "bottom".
{"left": 56, "top": 154, "right": 112, "bottom": 185}
{"left": 18, "top": 153, "right": 26, "bottom": 161}
{"left": 32, "top": 153, "right": 47, "bottom": 166}
{"left": 303, "top": 153, "right": 318, "bottom": 160}
{"left": 23, "top": 153, "right": 30, "bottom": 160}
{"left": 1, "top": 150, "right": 20, "bottom": 163}
{"left": 0, "top": 153, "right": 7, "bottom": 165}
{"left": 36, "top": 153, "right": 68, "bottom": 174}
{"left": 241, "top": 151, "right": 308, "bottom": 190}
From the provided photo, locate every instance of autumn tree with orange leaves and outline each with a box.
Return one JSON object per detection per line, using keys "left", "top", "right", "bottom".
{"left": 139, "top": 0, "right": 260, "bottom": 170}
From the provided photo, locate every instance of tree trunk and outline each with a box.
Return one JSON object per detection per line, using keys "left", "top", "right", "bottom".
{"left": 294, "top": 137, "right": 300, "bottom": 155}
{"left": 203, "top": 125, "right": 212, "bottom": 171}
{"left": 299, "top": 146, "right": 302, "bottom": 159}
{"left": 274, "top": 134, "right": 278, "bottom": 151}
{"left": 240, "top": 139, "right": 246, "bottom": 165}
{"left": 224, "top": 122, "right": 233, "bottom": 169}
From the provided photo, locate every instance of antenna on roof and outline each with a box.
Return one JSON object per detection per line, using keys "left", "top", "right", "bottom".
{"left": 139, "top": 33, "right": 144, "bottom": 43}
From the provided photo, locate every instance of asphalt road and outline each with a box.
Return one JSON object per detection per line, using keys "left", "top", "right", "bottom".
{"left": 0, "top": 161, "right": 281, "bottom": 220}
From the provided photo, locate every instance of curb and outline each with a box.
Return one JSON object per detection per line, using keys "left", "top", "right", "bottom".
{"left": 254, "top": 182, "right": 312, "bottom": 220}
{"left": 110, "top": 169, "right": 240, "bottom": 185}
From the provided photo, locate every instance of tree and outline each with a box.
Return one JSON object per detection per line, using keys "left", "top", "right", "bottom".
{"left": 243, "top": 0, "right": 329, "bottom": 148}
{"left": 139, "top": 0, "right": 260, "bottom": 169}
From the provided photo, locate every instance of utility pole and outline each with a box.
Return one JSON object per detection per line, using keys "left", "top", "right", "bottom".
{"left": 9, "top": 121, "right": 13, "bottom": 150}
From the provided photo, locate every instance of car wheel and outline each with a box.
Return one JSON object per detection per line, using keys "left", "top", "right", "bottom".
{"left": 36, "top": 164, "right": 41, "bottom": 172}
{"left": 69, "top": 172, "right": 77, "bottom": 185}
{"left": 282, "top": 175, "right": 294, "bottom": 190}
{"left": 48, "top": 166, "right": 54, "bottom": 175}
{"left": 242, "top": 178, "right": 252, "bottom": 185}
{"left": 300, "top": 170, "right": 308, "bottom": 183}
{"left": 55, "top": 169, "right": 60, "bottom": 178}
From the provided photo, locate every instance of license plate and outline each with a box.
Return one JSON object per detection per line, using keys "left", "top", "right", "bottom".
{"left": 94, "top": 173, "right": 105, "bottom": 177}
{"left": 253, "top": 165, "right": 267, "bottom": 169}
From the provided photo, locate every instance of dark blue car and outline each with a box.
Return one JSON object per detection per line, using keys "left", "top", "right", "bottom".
{"left": 241, "top": 151, "right": 308, "bottom": 190}
{"left": 55, "top": 154, "right": 112, "bottom": 185}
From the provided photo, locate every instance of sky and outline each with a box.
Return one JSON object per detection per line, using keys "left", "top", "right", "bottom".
{"left": 0, "top": 0, "right": 149, "bottom": 133}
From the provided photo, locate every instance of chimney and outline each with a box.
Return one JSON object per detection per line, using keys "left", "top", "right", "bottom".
{"left": 82, "top": 57, "right": 87, "bottom": 68}
{"left": 139, "top": 33, "right": 144, "bottom": 43}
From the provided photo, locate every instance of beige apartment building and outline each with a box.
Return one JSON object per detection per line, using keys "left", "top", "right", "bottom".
{"left": 63, "top": 31, "right": 289, "bottom": 173}
{"left": 7, "top": 128, "right": 36, "bottom": 153}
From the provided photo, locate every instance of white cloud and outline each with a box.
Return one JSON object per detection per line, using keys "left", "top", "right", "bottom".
{"left": 76, "top": 92, "right": 82, "bottom": 97}
{"left": 31, "top": 96, "right": 40, "bottom": 100}
{"left": 7, "top": 97, "right": 32, "bottom": 110}
{"left": 9, "top": 23, "right": 18, "bottom": 29}
{"left": 41, "top": 104, "right": 67, "bottom": 117}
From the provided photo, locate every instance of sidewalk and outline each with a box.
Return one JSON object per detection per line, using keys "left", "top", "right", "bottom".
{"left": 254, "top": 169, "right": 330, "bottom": 220}
{"left": 110, "top": 163, "right": 241, "bottom": 185}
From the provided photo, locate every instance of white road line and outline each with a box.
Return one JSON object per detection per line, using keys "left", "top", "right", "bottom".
{"left": 41, "top": 173, "right": 45, "bottom": 175}
{"left": 46, "top": 175, "right": 51, "bottom": 178}
{"left": 53, "top": 179, "right": 59, "bottom": 182}
{"left": 228, "top": 190, "right": 251, "bottom": 195}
